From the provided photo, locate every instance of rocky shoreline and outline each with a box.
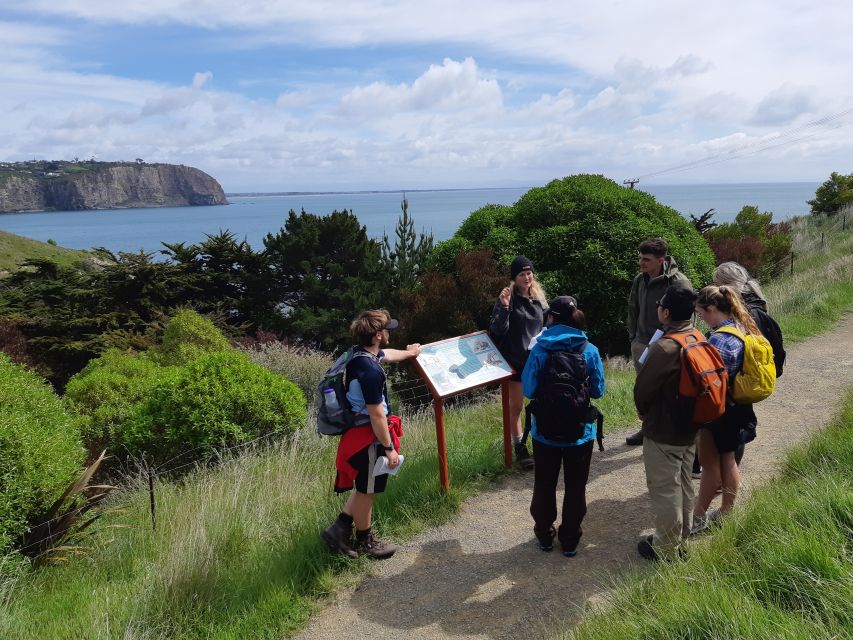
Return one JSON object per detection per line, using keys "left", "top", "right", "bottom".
{"left": 0, "top": 160, "right": 228, "bottom": 213}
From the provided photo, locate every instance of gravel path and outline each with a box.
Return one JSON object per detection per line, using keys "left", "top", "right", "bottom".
{"left": 296, "top": 315, "right": 853, "bottom": 640}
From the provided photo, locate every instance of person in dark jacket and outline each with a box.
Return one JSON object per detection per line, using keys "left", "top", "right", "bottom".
{"left": 714, "top": 262, "right": 785, "bottom": 376}
{"left": 489, "top": 255, "right": 547, "bottom": 468}
{"left": 522, "top": 296, "right": 605, "bottom": 557}
{"left": 625, "top": 238, "right": 692, "bottom": 446}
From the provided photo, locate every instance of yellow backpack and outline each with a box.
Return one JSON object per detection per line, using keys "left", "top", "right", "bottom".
{"left": 715, "top": 326, "right": 776, "bottom": 404}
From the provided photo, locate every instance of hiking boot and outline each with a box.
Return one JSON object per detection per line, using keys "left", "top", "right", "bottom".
{"left": 637, "top": 535, "right": 657, "bottom": 561}
{"left": 321, "top": 521, "right": 357, "bottom": 558}
{"left": 536, "top": 525, "right": 556, "bottom": 552}
{"left": 625, "top": 430, "right": 643, "bottom": 446}
{"left": 515, "top": 442, "right": 534, "bottom": 470}
{"left": 690, "top": 513, "right": 709, "bottom": 536}
{"left": 355, "top": 530, "right": 396, "bottom": 560}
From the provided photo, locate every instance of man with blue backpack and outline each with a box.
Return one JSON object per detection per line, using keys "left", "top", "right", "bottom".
{"left": 320, "top": 309, "right": 420, "bottom": 560}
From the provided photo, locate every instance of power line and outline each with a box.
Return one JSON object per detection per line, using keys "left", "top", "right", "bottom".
{"left": 632, "top": 106, "right": 853, "bottom": 182}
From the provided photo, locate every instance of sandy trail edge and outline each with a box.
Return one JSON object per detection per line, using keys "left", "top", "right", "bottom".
{"left": 295, "top": 315, "right": 853, "bottom": 640}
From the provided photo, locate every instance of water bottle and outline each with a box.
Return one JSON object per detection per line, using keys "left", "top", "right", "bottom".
{"left": 323, "top": 388, "right": 343, "bottom": 421}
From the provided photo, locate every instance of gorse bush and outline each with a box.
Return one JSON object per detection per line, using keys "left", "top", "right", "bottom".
{"left": 153, "top": 308, "right": 231, "bottom": 366}
{"left": 64, "top": 349, "right": 176, "bottom": 457}
{"left": 440, "top": 175, "right": 715, "bottom": 351}
{"left": 125, "top": 350, "right": 307, "bottom": 466}
{"left": 0, "top": 354, "right": 84, "bottom": 552}
{"left": 65, "top": 310, "right": 309, "bottom": 467}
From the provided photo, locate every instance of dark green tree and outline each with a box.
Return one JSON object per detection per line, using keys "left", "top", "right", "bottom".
{"left": 162, "top": 231, "right": 276, "bottom": 331}
{"left": 689, "top": 208, "right": 718, "bottom": 235}
{"left": 808, "top": 171, "right": 853, "bottom": 215}
{"left": 432, "top": 175, "right": 715, "bottom": 353}
{"left": 263, "top": 209, "right": 387, "bottom": 348}
{"left": 381, "top": 196, "right": 434, "bottom": 309}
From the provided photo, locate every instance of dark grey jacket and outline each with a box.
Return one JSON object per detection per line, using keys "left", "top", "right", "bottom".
{"left": 489, "top": 292, "right": 545, "bottom": 374}
{"left": 627, "top": 256, "right": 691, "bottom": 344}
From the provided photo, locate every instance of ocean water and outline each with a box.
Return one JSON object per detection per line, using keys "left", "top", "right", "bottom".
{"left": 0, "top": 182, "right": 817, "bottom": 255}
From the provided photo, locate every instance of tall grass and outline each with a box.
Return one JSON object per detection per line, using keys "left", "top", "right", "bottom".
{"left": 0, "top": 401, "right": 510, "bottom": 639}
{"left": 560, "top": 390, "right": 853, "bottom": 640}
{"left": 766, "top": 214, "right": 853, "bottom": 342}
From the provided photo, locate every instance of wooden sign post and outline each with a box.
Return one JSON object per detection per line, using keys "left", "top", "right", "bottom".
{"left": 411, "top": 331, "right": 515, "bottom": 493}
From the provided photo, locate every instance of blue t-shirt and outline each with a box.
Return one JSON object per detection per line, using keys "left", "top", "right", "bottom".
{"left": 345, "top": 347, "right": 389, "bottom": 423}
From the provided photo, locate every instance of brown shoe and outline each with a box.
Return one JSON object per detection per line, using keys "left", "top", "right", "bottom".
{"left": 626, "top": 430, "right": 644, "bottom": 446}
{"left": 355, "top": 530, "right": 396, "bottom": 560}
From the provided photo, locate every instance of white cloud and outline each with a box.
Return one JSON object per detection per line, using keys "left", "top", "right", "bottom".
{"left": 1, "top": 2, "right": 852, "bottom": 188}
{"left": 338, "top": 58, "right": 502, "bottom": 117}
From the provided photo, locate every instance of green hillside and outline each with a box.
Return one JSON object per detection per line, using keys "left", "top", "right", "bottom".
{"left": 0, "top": 229, "right": 88, "bottom": 273}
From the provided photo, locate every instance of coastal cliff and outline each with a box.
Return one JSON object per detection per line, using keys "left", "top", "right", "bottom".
{"left": 0, "top": 161, "right": 228, "bottom": 212}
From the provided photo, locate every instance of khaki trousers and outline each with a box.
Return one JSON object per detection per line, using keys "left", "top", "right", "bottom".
{"left": 631, "top": 340, "right": 646, "bottom": 372}
{"left": 642, "top": 436, "right": 696, "bottom": 548}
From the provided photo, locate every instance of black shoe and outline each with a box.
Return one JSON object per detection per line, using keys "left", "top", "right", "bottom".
{"left": 626, "top": 430, "right": 644, "bottom": 446}
{"left": 321, "top": 522, "right": 357, "bottom": 558}
{"left": 536, "top": 525, "right": 556, "bottom": 552}
{"left": 515, "top": 442, "right": 534, "bottom": 470}
{"left": 637, "top": 535, "right": 658, "bottom": 561}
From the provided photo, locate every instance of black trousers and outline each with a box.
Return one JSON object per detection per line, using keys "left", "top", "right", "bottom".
{"left": 530, "top": 439, "right": 594, "bottom": 552}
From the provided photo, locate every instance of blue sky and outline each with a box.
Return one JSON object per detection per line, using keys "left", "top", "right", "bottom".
{"left": 1, "top": 1, "right": 851, "bottom": 192}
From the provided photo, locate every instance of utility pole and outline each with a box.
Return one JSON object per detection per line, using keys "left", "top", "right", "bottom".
{"left": 623, "top": 178, "right": 640, "bottom": 189}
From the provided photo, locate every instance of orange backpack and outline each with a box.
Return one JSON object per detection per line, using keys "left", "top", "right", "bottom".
{"left": 664, "top": 329, "right": 728, "bottom": 426}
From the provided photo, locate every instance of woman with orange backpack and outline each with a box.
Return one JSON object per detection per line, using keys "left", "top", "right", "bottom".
{"left": 692, "top": 285, "right": 766, "bottom": 533}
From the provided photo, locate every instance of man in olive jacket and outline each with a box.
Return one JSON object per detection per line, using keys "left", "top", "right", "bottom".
{"left": 633, "top": 285, "right": 699, "bottom": 561}
{"left": 625, "top": 237, "right": 691, "bottom": 445}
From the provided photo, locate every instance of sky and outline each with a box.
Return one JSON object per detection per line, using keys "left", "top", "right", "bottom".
{"left": 1, "top": 1, "right": 851, "bottom": 192}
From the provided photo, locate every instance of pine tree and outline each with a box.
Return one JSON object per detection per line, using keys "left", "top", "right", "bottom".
{"left": 382, "top": 196, "right": 434, "bottom": 296}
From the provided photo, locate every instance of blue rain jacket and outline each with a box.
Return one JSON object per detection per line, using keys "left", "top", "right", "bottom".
{"left": 521, "top": 324, "right": 606, "bottom": 447}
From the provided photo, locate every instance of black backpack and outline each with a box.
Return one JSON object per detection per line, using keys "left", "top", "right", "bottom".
{"left": 529, "top": 342, "right": 591, "bottom": 442}
{"left": 316, "top": 349, "right": 378, "bottom": 436}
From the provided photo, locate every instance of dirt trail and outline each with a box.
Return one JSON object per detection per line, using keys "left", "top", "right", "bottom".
{"left": 296, "top": 315, "right": 853, "bottom": 640}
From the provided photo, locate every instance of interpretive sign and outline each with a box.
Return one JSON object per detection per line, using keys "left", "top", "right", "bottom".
{"left": 411, "top": 331, "right": 516, "bottom": 493}
{"left": 415, "top": 331, "right": 514, "bottom": 399}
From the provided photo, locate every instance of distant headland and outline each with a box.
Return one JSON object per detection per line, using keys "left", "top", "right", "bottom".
{"left": 0, "top": 160, "right": 228, "bottom": 213}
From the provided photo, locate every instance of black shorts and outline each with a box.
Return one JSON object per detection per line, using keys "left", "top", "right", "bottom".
{"left": 709, "top": 403, "right": 754, "bottom": 454}
{"left": 346, "top": 443, "right": 389, "bottom": 495}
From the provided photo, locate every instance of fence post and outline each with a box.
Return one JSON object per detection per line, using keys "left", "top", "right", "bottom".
{"left": 821, "top": 232, "right": 825, "bottom": 250}
{"left": 790, "top": 251, "right": 794, "bottom": 276}
{"left": 148, "top": 465, "right": 156, "bottom": 532}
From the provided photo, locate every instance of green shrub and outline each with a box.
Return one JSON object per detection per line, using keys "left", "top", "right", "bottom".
{"left": 64, "top": 349, "right": 176, "bottom": 456}
{"left": 124, "top": 350, "right": 307, "bottom": 466}
{"left": 0, "top": 354, "right": 84, "bottom": 551}
{"left": 449, "top": 175, "right": 715, "bottom": 351}
{"left": 153, "top": 309, "right": 230, "bottom": 366}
